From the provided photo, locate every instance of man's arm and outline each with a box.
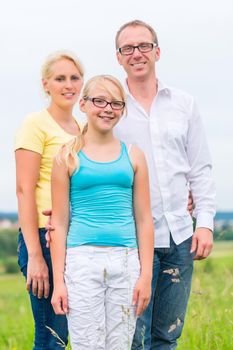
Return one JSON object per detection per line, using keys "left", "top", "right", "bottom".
{"left": 186, "top": 99, "right": 216, "bottom": 260}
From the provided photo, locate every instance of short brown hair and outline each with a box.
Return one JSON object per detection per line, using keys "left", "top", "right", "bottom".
{"left": 115, "top": 19, "right": 159, "bottom": 49}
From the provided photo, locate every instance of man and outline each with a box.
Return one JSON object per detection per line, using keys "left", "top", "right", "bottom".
{"left": 114, "top": 20, "right": 216, "bottom": 349}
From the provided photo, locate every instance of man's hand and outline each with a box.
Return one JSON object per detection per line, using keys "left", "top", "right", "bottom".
{"left": 190, "top": 227, "right": 213, "bottom": 260}
{"left": 42, "top": 209, "right": 53, "bottom": 248}
{"left": 27, "top": 254, "right": 50, "bottom": 298}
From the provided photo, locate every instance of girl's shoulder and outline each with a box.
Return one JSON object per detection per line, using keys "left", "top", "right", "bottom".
{"left": 125, "top": 143, "right": 146, "bottom": 172}
{"left": 125, "top": 143, "right": 144, "bottom": 158}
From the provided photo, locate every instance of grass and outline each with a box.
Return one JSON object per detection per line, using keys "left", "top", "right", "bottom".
{"left": 0, "top": 241, "right": 232, "bottom": 349}
{"left": 0, "top": 274, "right": 33, "bottom": 350}
{"left": 179, "top": 241, "right": 233, "bottom": 350}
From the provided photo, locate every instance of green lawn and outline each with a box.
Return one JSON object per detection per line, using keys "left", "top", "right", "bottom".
{"left": 0, "top": 241, "right": 233, "bottom": 350}
{"left": 179, "top": 241, "right": 233, "bottom": 350}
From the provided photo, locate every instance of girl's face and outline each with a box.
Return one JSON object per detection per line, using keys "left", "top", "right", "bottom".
{"left": 80, "top": 81, "right": 125, "bottom": 133}
{"left": 43, "top": 58, "right": 83, "bottom": 110}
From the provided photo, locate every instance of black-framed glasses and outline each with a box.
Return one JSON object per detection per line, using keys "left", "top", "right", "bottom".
{"left": 84, "top": 97, "right": 125, "bottom": 110}
{"left": 117, "top": 42, "right": 157, "bottom": 56}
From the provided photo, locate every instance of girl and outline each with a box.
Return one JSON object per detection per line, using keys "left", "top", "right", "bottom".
{"left": 15, "top": 50, "right": 84, "bottom": 349}
{"left": 50, "top": 75, "right": 154, "bottom": 349}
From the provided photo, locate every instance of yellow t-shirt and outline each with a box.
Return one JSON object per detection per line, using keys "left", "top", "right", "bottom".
{"left": 15, "top": 109, "right": 81, "bottom": 228}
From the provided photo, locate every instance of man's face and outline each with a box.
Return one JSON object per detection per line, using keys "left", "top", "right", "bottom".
{"left": 116, "top": 25, "right": 160, "bottom": 80}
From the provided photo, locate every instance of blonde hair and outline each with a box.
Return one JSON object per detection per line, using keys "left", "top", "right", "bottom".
{"left": 82, "top": 74, "right": 127, "bottom": 107}
{"left": 56, "top": 123, "right": 88, "bottom": 174}
{"left": 57, "top": 75, "right": 126, "bottom": 174}
{"left": 115, "top": 19, "right": 159, "bottom": 49}
{"left": 41, "top": 50, "right": 84, "bottom": 81}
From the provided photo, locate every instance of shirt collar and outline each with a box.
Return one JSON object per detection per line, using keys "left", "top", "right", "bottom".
{"left": 124, "top": 78, "right": 171, "bottom": 98}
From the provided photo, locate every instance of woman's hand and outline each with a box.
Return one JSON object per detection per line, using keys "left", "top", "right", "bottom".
{"left": 27, "top": 253, "right": 50, "bottom": 299}
{"left": 187, "top": 191, "right": 194, "bottom": 216}
{"left": 132, "top": 275, "right": 152, "bottom": 316}
{"left": 51, "top": 282, "right": 68, "bottom": 315}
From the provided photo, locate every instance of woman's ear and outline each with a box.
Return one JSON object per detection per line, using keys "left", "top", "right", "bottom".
{"left": 42, "top": 79, "right": 49, "bottom": 94}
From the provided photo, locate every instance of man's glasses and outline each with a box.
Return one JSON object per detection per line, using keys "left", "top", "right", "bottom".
{"left": 84, "top": 97, "right": 125, "bottom": 110}
{"left": 117, "top": 42, "right": 157, "bottom": 56}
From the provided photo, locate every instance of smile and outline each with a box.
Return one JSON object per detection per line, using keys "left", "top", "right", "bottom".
{"left": 62, "top": 92, "right": 75, "bottom": 96}
{"left": 98, "top": 115, "right": 115, "bottom": 121}
{"left": 130, "top": 62, "right": 146, "bottom": 67}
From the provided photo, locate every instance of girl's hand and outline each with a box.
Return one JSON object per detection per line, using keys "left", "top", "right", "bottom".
{"left": 42, "top": 209, "right": 54, "bottom": 248}
{"left": 51, "top": 282, "right": 68, "bottom": 315}
{"left": 132, "top": 275, "right": 152, "bottom": 316}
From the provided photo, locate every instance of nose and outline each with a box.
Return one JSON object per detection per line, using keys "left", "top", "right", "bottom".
{"left": 132, "top": 46, "right": 142, "bottom": 57}
{"left": 104, "top": 103, "right": 113, "bottom": 113}
{"left": 65, "top": 79, "right": 73, "bottom": 89}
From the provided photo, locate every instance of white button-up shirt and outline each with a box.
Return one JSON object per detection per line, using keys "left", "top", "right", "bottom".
{"left": 114, "top": 80, "right": 216, "bottom": 247}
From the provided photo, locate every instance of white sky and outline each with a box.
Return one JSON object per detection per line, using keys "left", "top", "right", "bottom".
{"left": 0, "top": 0, "right": 233, "bottom": 211}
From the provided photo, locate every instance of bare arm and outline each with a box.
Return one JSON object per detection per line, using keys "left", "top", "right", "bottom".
{"left": 15, "top": 149, "right": 49, "bottom": 298}
{"left": 130, "top": 146, "right": 154, "bottom": 316}
{"left": 50, "top": 156, "right": 70, "bottom": 314}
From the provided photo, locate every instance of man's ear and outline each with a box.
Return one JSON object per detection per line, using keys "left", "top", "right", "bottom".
{"left": 155, "top": 47, "right": 161, "bottom": 62}
{"left": 116, "top": 51, "right": 123, "bottom": 66}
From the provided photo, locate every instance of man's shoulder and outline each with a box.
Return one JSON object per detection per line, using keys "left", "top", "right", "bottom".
{"left": 162, "top": 82, "right": 194, "bottom": 102}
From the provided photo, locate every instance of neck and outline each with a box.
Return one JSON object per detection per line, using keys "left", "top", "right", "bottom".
{"left": 47, "top": 103, "right": 73, "bottom": 123}
{"left": 126, "top": 74, "right": 158, "bottom": 114}
{"left": 85, "top": 125, "right": 115, "bottom": 145}
{"left": 127, "top": 73, "right": 158, "bottom": 101}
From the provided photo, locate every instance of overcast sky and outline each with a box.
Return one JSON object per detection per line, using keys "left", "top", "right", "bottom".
{"left": 0, "top": 0, "right": 232, "bottom": 212}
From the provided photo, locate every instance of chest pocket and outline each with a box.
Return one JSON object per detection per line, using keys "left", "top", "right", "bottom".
{"left": 163, "top": 122, "right": 188, "bottom": 148}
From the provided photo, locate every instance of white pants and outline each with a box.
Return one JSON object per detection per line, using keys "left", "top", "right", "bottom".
{"left": 65, "top": 246, "right": 140, "bottom": 350}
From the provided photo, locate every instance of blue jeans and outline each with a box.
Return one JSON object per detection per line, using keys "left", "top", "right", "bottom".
{"left": 17, "top": 228, "right": 68, "bottom": 350}
{"left": 132, "top": 235, "right": 194, "bottom": 350}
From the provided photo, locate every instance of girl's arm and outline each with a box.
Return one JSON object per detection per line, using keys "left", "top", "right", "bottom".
{"left": 130, "top": 146, "right": 154, "bottom": 316}
{"left": 50, "top": 155, "right": 70, "bottom": 315}
{"left": 15, "top": 149, "right": 49, "bottom": 299}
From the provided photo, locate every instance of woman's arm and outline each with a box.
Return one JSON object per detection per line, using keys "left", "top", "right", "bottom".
{"left": 130, "top": 146, "right": 154, "bottom": 316}
{"left": 50, "top": 155, "right": 70, "bottom": 315}
{"left": 15, "top": 149, "right": 49, "bottom": 298}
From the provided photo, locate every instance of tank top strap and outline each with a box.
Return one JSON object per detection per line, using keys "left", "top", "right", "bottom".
{"left": 121, "top": 142, "right": 134, "bottom": 172}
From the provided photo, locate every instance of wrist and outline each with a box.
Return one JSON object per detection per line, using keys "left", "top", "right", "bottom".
{"left": 28, "top": 249, "right": 43, "bottom": 258}
{"left": 53, "top": 272, "right": 65, "bottom": 284}
{"left": 140, "top": 271, "right": 152, "bottom": 281}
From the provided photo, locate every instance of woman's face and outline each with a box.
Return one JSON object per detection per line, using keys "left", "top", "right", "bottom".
{"left": 80, "top": 81, "right": 125, "bottom": 133}
{"left": 43, "top": 58, "right": 83, "bottom": 110}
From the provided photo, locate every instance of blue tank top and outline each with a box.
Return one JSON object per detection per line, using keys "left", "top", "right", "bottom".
{"left": 67, "top": 142, "right": 137, "bottom": 248}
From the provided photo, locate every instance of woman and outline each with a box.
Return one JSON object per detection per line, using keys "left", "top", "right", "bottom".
{"left": 15, "top": 50, "right": 84, "bottom": 349}
{"left": 50, "top": 75, "right": 154, "bottom": 349}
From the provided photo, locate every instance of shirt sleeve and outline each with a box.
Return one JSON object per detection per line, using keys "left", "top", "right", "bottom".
{"left": 186, "top": 99, "right": 216, "bottom": 231}
{"left": 14, "top": 115, "right": 45, "bottom": 154}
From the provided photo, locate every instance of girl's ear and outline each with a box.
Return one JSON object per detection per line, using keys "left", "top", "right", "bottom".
{"left": 79, "top": 98, "right": 86, "bottom": 113}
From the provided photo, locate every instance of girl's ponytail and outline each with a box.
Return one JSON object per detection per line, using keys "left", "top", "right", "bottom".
{"left": 56, "top": 123, "right": 88, "bottom": 173}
